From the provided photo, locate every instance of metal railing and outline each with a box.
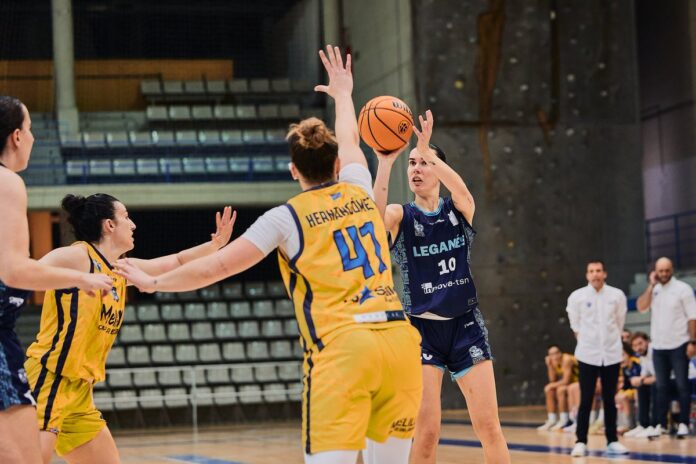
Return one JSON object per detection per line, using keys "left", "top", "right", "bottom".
{"left": 645, "top": 209, "right": 696, "bottom": 269}
{"left": 100, "top": 362, "right": 302, "bottom": 434}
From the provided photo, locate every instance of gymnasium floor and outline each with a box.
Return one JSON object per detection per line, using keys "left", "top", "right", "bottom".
{"left": 51, "top": 406, "right": 696, "bottom": 463}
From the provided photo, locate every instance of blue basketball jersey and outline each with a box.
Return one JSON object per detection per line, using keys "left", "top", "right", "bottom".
{"left": 391, "top": 197, "right": 478, "bottom": 318}
{"left": 0, "top": 279, "right": 30, "bottom": 331}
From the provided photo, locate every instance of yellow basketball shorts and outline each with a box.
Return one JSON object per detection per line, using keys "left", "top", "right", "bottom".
{"left": 25, "top": 357, "right": 106, "bottom": 456}
{"left": 302, "top": 323, "right": 423, "bottom": 455}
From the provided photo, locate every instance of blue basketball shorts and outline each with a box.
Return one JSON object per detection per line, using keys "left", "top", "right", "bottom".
{"left": 409, "top": 307, "right": 493, "bottom": 379}
{"left": 0, "top": 330, "right": 35, "bottom": 410}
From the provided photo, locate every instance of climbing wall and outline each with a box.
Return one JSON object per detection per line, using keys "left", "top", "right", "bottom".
{"left": 411, "top": 0, "right": 645, "bottom": 406}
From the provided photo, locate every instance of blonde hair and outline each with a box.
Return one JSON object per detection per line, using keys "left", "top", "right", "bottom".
{"left": 286, "top": 117, "right": 339, "bottom": 184}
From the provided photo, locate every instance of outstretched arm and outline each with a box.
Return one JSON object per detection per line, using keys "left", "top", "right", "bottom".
{"left": 115, "top": 237, "right": 264, "bottom": 293}
{"left": 315, "top": 45, "right": 366, "bottom": 169}
{"left": 128, "top": 207, "right": 236, "bottom": 276}
{"left": 414, "top": 111, "right": 476, "bottom": 225}
{"left": 373, "top": 149, "right": 405, "bottom": 237}
{"left": 0, "top": 172, "right": 112, "bottom": 293}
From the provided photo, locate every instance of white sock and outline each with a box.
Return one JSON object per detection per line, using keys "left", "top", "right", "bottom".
{"left": 589, "top": 410, "right": 598, "bottom": 423}
{"left": 560, "top": 412, "right": 569, "bottom": 423}
{"left": 598, "top": 409, "right": 604, "bottom": 421}
{"left": 548, "top": 412, "right": 558, "bottom": 422}
{"left": 363, "top": 437, "right": 411, "bottom": 464}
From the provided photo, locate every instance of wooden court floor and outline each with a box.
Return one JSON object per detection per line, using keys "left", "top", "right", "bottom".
{"left": 50, "top": 406, "right": 696, "bottom": 463}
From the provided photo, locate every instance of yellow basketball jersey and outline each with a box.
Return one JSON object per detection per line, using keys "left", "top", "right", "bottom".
{"left": 278, "top": 181, "right": 405, "bottom": 352}
{"left": 27, "top": 242, "right": 126, "bottom": 383}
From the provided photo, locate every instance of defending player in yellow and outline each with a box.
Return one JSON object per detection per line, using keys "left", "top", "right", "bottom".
{"left": 116, "top": 46, "right": 423, "bottom": 464}
{"left": 25, "top": 194, "right": 234, "bottom": 464}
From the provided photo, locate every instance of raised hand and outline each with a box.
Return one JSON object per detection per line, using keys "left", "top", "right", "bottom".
{"left": 314, "top": 45, "right": 353, "bottom": 99}
{"left": 211, "top": 206, "right": 236, "bottom": 249}
{"left": 114, "top": 258, "right": 156, "bottom": 293}
{"left": 413, "top": 109, "right": 434, "bottom": 158}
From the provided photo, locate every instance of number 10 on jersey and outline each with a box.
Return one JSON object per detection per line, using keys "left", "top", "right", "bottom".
{"left": 438, "top": 257, "right": 456, "bottom": 275}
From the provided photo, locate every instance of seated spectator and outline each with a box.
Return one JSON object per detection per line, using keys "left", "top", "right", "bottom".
{"left": 622, "top": 328, "right": 633, "bottom": 344}
{"left": 616, "top": 343, "right": 641, "bottom": 433}
{"left": 625, "top": 332, "right": 657, "bottom": 438}
{"left": 538, "top": 345, "right": 580, "bottom": 431}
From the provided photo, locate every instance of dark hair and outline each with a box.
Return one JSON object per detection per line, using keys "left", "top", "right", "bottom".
{"left": 547, "top": 344, "right": 561, "bottom": 352}
{"left": 630, "top": 331, "right": 650, "bottom": 343}
{"left": 429, "top": 143, "right": 447, "bottom": 163}
{"left": 587, "top": 259, "right": 605, "bottom": 271}
{"left": 622, "top": 341, "right": 634, "bottom": 356}
{"left": 62, "top": 193, "right": 119, "bottom": 242}
{"left": 0, "top": 96, "right": 25, "bottom": 153}
{"left": 286, "top": 117, "right": 338, "bottom": 184}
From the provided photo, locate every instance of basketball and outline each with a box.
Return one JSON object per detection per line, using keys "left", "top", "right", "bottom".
{"left": 358, "top": 96, "right": 414, "bottom": 153}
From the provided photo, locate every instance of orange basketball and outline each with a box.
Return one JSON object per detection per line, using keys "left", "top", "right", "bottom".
{"left": 358, "top": 96, "right": 414, "bottom": 153}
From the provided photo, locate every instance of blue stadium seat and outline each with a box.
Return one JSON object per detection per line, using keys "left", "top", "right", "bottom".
{"left": 275, "top": 156, "right": 291, "bottom": 173}
{"left": 205, "top": 157, "right": 229, "bottom": 174}
{"left": 84, "top": 131, "right": 107, "bottom": 149}
{"left": 89, "top": 159, "right": 112, "bottom": 176}
{"left": 182, "top": 158, "right": 206, "bottom": 174}
{"left": 112, "top": 159, "right": 136, "bottom": 176}
{"left": 152, "top": 130, "right": 176, "bottom": 146}
{"left": 60, "top": 132, "right": 83, "bottom": 149}
{"left": 129, "top": 130, "right": 154, "bottom": 147}
{"left": 136, "top": 158, "right": 159, "bottom": 175}
{"left": 252, "top": 156, "right": 274, "bottom": 173}
{"left": 220, "top": 129, "right": 243, "bottom": 145}
{"left": 229, "top": 156, "right": 251, "bottom": 174}
{"left": 65, "top": 160, "right": 88, "bottom": 178}
{"left": 159, "top": 158, "right": 183, "bottom": 175}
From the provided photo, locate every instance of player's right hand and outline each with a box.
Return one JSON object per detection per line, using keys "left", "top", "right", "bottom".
{"left": 78, "top": 273, "right": 113, "bottom": 296}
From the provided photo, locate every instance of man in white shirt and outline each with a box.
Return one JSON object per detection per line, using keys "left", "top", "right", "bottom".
{"left": 636, "top": 257, "right": 696, "bottom": 439}
{"left": 566, "top": 260, "right": 629, "bottom": 457}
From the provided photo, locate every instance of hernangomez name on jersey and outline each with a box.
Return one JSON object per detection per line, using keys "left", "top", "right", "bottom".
{"left": 391, "top": 197, "right": 478, "bottom": 319}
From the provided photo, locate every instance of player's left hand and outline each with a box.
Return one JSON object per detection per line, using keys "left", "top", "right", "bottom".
{"left": 114, "top": 258, "right": 157, "bottom": 293}
{"left": 211, "top": 206, "right": 236, "bottom": 249}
